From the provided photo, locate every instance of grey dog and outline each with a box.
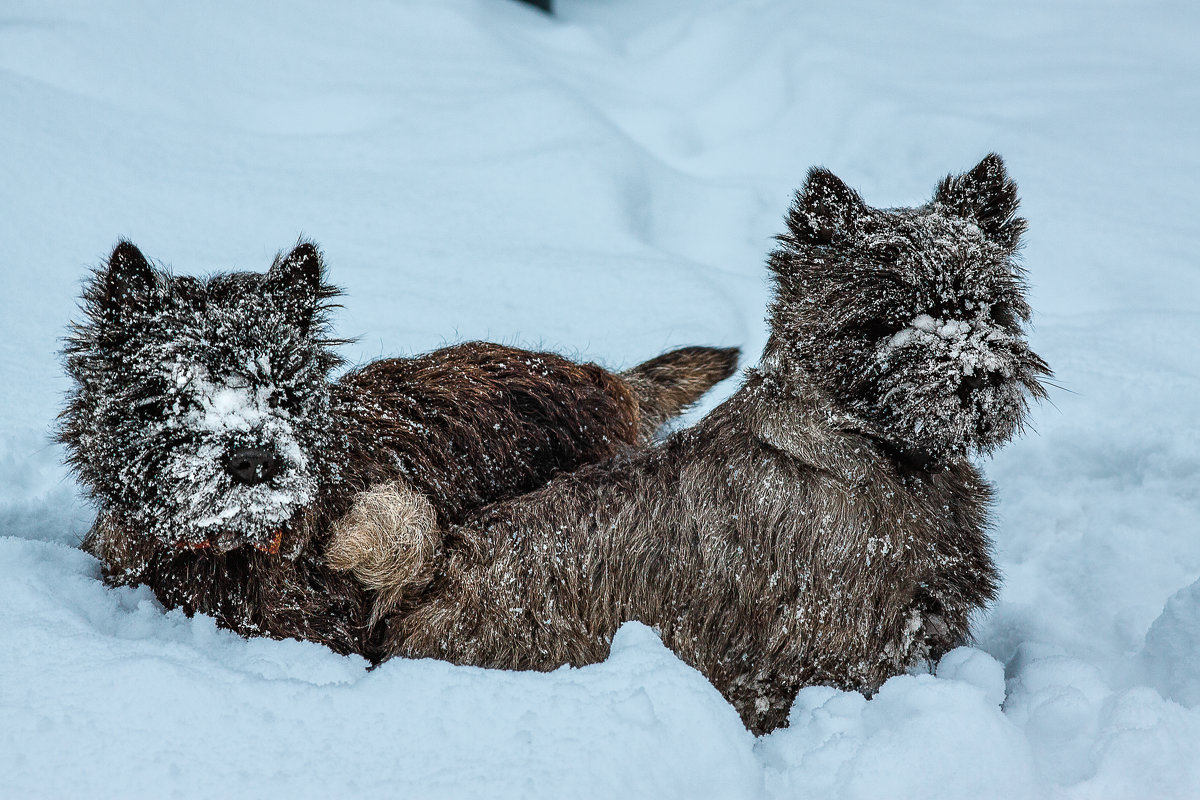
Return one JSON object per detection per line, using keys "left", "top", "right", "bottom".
{"left": 330, "top": 154, "right": 1050, "bottom": 733}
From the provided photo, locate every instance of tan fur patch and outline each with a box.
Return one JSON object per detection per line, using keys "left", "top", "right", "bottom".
{"left": 327, "top": 481, "right": 439, "bottom": 621}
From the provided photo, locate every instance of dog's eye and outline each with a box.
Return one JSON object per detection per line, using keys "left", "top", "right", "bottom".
{"left": 991, "top": 305, "right": 1017, "bottom": 329}
{"left": 267, "top": 387, "right": 298, "bottom": 410}
{"left": 858, "top": 319, "right": 904, "bottom": 340}
{"left": 869, "top": 243, "right": 902, "bottom": 263}
{"left": 132, "top": 399, "right": 164, "bottom": 422}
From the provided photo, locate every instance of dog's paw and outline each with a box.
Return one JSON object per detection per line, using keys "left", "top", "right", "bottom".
{"left": 327, "top": 480, "right": 440, "bottom": 618}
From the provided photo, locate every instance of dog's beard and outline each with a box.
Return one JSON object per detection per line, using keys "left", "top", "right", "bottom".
{"left": 141, "top": 365, "right": 326, "bottom": 554}
{"left": 853, "top": 313, "right": 1042, "bottom": 460}
{"left": 157, "top": 437, "right": 315, "bottom": 552}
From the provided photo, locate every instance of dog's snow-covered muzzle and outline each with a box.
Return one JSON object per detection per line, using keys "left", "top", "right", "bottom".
{"left": 865, "top": 312, "right": 1047, "bottom": 460}
{"left": 151, "top": 363, "right": 323, "bottom": 554}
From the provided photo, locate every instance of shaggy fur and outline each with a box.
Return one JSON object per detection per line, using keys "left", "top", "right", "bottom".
{"left": 331, "top": 155, "right": 1050, "bottom": 733}
{"left": 59, "top": 241, "right": 738, "bottom": 657}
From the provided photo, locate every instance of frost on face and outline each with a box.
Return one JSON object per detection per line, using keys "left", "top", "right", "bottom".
{"left": 60, "top": 241, "right": 344, "bottom": 558}
{"left": 871, "top": 309, "right": 1028, "bottom": 452}
{"left": 882, "top": 314, "right": 1015, "bottom": 379}
{"left": 858, "top": 255, "right": 1036, "bottom": 457}
{"left": 158, "top": 359, "right": 318, "bottom": 550}
{"left": 768, "top": 157, "right": 1050, "bottom": 462}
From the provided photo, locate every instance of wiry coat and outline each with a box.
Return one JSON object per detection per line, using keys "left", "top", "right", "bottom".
{"left": 332, "top": 155, "right": 1050, "bottom": 733}
{"left": 59, "top": 241, "right": 738, "bottom": 658}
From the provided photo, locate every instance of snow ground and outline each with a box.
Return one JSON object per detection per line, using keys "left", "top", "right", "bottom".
{"left": 2, "top": 0, "right": 1199, "bottom": 797}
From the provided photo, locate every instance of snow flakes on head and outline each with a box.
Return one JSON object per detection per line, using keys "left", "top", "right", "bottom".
{"left": 60, "top": 241, "right": 345, "bottom": 555}
{"left": 767, "top": 155, "right": 1050, "bottom": 462}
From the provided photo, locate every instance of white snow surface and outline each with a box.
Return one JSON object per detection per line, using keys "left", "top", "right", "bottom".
{"left": 2, "top": 0, "right": 1199, "bottom": 797}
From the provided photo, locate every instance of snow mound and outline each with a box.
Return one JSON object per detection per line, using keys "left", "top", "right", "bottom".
{"left": 1143, "top": 579, "right": 1200, "bottom": 709}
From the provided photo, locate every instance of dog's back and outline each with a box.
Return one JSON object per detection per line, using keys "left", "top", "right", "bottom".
{"left": 333, "top": 341, "right": 739, "bottom": 525}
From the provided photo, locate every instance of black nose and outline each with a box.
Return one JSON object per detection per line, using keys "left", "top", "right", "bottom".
{"left": 958, "top": 371, "right": 1007, "bottom": 405}
{"left": 966, "top": 368, "right": 1009, "bottom": 389}
{"left": 226, "top": 447, "right": 279, "bottom": 485}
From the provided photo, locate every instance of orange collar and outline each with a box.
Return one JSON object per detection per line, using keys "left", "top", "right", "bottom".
{"left": 175, "top": 528, "right": 283, "bottom": 555}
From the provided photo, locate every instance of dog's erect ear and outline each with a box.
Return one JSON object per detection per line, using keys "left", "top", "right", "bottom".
{"left": 785, "top": 167, "right": 867, "bottom": 246}
{"left": 94, "top": 240, "right": 159, "bottom": 319}
{"left": 934, "top": 153, "right": 1026, "bottom": 250}
{"left": 269, "top": 241, "right": 325, "bottom": 329}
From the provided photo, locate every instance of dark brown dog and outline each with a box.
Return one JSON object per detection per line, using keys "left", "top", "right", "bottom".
{"left": 59, "top": 241, "right": 738, "bottom": 657}
{"left": 331, "top": 155, "right": 1050, "bottom": 733}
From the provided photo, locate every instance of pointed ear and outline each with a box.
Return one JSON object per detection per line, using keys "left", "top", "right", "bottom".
{"left": 785, "top": 167, "right": 867, "bottom": 245}
{"left": 268, "top": 240, "right": 326, "bottom": 330}
{"left": 94, "top": 240, "right": 160, "bottom": 318}
{"left": 934, "top": 153, "right": 1026, "bottom": 250}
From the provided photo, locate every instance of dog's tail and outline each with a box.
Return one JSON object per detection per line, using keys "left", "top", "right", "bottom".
{"left": 622, "top": 346, "right": 740, "bottom": 440}
{"left": 328, "top": 480, "right": 442, "bottom": 624}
